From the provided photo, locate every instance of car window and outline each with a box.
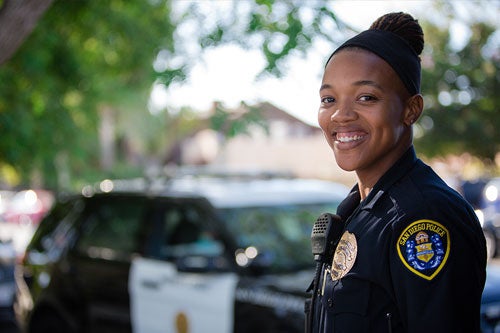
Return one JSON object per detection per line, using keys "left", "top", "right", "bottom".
{"left": 219, "top": 202, "right": 339, "bottom": 273}
{"left": 146, "top": 203, "right": 224, "bottom": 261}
{"left": 75, "top": 196, "right": 146, "bottom": 261}
{"left": 27, "top": 197, "right": 83, "bottom": 262}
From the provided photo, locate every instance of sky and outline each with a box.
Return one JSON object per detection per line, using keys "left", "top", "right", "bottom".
{"left": 150, "top": 0, "right": 490, "bottom": 126}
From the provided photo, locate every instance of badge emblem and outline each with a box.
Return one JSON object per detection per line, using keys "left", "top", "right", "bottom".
{"left": 330, "top": 231, "right": 357, "bottom": 281}
{"left": 397, "top": 219, "right": 450, "bottom": 280}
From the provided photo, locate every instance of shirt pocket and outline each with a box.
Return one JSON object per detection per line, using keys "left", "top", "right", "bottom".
{"left": 323, "top": 277, "right": 371, "bottom": 332}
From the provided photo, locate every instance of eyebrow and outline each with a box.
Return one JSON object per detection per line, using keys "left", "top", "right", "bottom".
{"left": 319, "top": 83, "right": 332, "bottom": 92}
{"left": 319, "top": 80, "right": 384, "bottom": 92}
{"left": 354, "top": 80, "right": 383, "bottom": 90}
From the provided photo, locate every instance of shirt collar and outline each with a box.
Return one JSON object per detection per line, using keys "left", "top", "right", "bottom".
{"left": 340, "top": 146, "right": 418, "bottom": 214}
{"left": 362, "top": 146, "right": 418, "bottom": 209}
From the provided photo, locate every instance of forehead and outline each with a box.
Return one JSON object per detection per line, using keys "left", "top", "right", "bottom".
{"left": 323, "top": 48, "right": 400, "bottom": 88}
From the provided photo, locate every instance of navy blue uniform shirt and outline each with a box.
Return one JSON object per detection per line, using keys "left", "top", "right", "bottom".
{"left": 311, "top": 146, "right": 487, "bottom": 333}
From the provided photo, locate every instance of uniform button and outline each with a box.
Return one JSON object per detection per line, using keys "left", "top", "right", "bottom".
{"left": 327, "top": 298, "right": 333, "bottom": 307}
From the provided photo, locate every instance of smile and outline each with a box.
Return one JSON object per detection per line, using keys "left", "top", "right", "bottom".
{"left": 336, "top": 133, "right": 366, "bottom": 143}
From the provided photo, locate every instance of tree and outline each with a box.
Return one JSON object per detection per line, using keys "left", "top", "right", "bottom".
{"left": 0, "top": 0, "right": 345, "bottom": 190}
{"left": 3, "top": 0, "right": 497, "bottom": 190}
{"left": 171, "top": 0, "right": 346, "bottom": 78}
{"left": 416, "top": 7, "right": 500, "bottom": 163}
{"left": 0, "top": 1, "right": 177, "bottom": 189}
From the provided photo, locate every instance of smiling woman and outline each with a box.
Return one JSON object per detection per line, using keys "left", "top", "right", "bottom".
{"left": 307, "top": 11, "right": 487, "bottom": 333}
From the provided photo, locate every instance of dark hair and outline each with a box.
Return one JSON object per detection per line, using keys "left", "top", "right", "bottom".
{"left": 369, "top": 12, "right": 424, "bottom": 56}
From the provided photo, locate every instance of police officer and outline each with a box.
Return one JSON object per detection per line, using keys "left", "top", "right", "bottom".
{"left": 307, "top": 12, "right": 487, "bottom": 333}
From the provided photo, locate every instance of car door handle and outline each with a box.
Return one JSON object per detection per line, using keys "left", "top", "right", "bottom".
{"left": 139, "top": 275, "right": 175, "bottom": 289}
{"left": 139, "top": 276, "right": 209, "bottom": 290}
{"left": 140, "top": 279, "right": 162, "bottom": 289}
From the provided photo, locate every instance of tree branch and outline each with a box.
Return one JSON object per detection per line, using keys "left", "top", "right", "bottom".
{"left": 0, "top": 0, "right": 54, "bottom": 65}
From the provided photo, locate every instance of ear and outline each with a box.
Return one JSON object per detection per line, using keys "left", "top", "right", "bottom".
{"left": 404, "top": 94, "right": 423, "bottom": 126}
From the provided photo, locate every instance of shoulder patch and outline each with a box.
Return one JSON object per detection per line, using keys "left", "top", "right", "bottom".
{"left": 396, "top": 219, "right": 450, "bottom": 280}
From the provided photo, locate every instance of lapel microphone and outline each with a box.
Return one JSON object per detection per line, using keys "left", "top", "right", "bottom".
{"left": 311, "top": 213, "right": 344, "bottom": 264}
{"left": 306, "top": 212, "right": 345, "bottom": 333}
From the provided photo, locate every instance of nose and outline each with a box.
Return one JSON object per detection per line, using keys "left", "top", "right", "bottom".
{"left": 330, "top": 105, "right": 356, "bottom": 122}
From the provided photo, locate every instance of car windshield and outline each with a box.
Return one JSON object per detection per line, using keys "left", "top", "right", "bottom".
{"left": 219, "top": 202, "right": 340, "bottom": 273}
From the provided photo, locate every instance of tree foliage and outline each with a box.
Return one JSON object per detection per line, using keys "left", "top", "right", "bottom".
{"left": 0, "top": 0, "right": 344, "bottom": 189}
{"left": 416, "top": 11, "right": 500, "bottom": 162}
{"left": 0, "top": 0, "right": 176, "bottom": 188}
{"left": 174, "top": 0, "right": 345, "bottom": 78}
{"left": 0, "top": 0, "right": 498, "bottom": 190}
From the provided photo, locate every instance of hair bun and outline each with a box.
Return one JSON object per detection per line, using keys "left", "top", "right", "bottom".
{"left": 369, "top": 12, "right": 424, "bottom": 56}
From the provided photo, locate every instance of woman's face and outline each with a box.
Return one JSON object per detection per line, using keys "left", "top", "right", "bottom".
{"left": 318, "top": 48, "right": 416, "bottom": 183}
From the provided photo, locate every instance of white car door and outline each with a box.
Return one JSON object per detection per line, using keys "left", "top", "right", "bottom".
{"left": 129, "top": 256, "right": 238, "bottom": 333}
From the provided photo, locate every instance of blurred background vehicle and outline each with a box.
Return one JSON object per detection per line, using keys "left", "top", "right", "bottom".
{"left": 0, "top": 238, "right": 17, "bottom": 331}
{"left": 476, "top": 178, "right": 500, "bottom": 260}
{"left": 0, "top": 191, "right": 15, "bottom": 220}
{"left": 14, "top": 170, "right": 349, "bottom": 333}
{"left": 0, "top": 189, "right": 54, "bottom": 333}
{"left": 482, "top": 264, "right": 500, "bottom": 333}
{"left": 459, "top": 178, "right": 490, "bottom": 211}
{"left": 2, "top": 190, "right": 54, "bottom": 227}
{"left": 0, "top": 190, "right": 54, "bottom": 257}
{"left": 9, "top": 170, "right": 500, "bottom": 333}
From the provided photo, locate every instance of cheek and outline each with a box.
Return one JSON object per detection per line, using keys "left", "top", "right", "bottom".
{"left": 377, "top": 113, "right": 405, "bottom": 142}
{"left": 371, "top": 108, "right": 402, "bottom": 132}
{"left": 317, "top": 108, "right": 330, "bottom": 130}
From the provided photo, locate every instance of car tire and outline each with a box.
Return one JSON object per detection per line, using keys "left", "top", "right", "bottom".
{"left": 484, "top": 230, "right": 496, "bottom": 260}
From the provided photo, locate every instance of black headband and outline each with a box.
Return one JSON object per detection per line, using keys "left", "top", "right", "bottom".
{"left": 328, "top": 29, "right": 421, "bottom": 95}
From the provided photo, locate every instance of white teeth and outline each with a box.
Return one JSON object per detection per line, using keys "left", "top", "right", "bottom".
{"left": 337, "top": 135, "right": 363, "bottom": 143}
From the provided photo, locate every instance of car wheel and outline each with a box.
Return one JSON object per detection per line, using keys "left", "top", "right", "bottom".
{"left": 484, "top": 230, "right": 496, "bottom": 260}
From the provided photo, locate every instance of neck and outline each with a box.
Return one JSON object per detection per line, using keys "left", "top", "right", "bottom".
{"left": 355, "top": 168, "right": 386, "bottom": 200}
{"left": 357, "top": 182, "right": 372, "bottom": 201}
{"left": 355, "top": 142, "right": 413, "bottom": 200}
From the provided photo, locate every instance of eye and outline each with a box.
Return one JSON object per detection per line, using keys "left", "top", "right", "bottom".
{"left": 321, "top": 96, "right": 335, "bottom": 104}
{"left": 358, "top": 95, "right": 377, "bottom": 102}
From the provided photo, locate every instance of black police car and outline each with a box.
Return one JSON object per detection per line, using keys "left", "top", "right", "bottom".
{"left": 15, "top": 172, "right": 349, "bottom": 333}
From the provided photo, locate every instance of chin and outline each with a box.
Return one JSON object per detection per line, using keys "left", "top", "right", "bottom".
{"left": 333, "top": 152, "right": 359, "bottom": 172}
{"left": 334, "top": 160, "right": 357, "bottom": 172}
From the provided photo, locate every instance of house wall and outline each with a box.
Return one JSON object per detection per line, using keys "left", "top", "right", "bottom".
{"left": 212, "top": 131, "right": 357, "bottom": 186}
